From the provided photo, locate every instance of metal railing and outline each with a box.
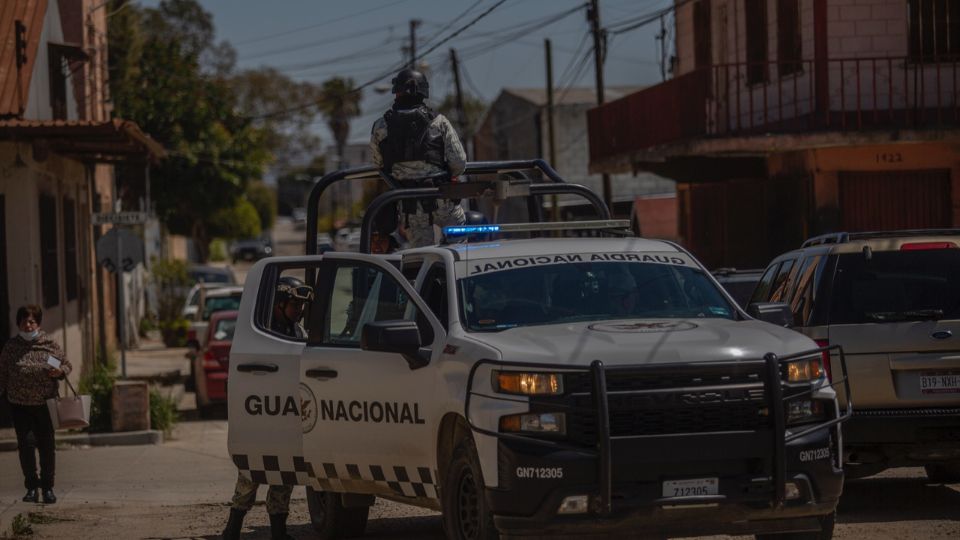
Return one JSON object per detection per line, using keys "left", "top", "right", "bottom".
{"left": 464, "top": 345, "right": 851, "bottom": 515}
{"left": 588, "top": 56, "right": 960, "bottom": 162}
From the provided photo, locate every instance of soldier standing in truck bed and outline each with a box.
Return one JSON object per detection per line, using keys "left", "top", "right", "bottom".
{"left": 370, "top": 68, "right": 467, "bottom": 247}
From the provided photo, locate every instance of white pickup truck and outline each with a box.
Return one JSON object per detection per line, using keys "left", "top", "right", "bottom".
{"left": 227, "top": 225, "right": 848, "bottom": 539}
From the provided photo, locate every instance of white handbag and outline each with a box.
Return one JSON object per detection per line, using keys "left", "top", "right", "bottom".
{"left": 46, "top": 377, "right": 91, "bottom": 430}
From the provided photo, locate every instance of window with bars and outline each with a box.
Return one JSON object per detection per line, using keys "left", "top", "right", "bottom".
{"left": 909, "top": 0, "right": 960, "bottom": 61}
{"left": 39, "top": 194, "right": 60, "bottom": 308}
{"left": 63, "top": 197, "right": 78, "bottom": 301}
{"left": 745, "top": 0, "right": 769, "bottom": 85}
{"left": 777, "top": 0, "right": 802, "bottom": 76}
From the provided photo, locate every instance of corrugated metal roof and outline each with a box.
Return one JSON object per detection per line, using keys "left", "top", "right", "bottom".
{"left": 0, "top": 0, "right": 47, "bottom": 118}
{"left": 502, "top": 86, "right": 645, "bottom": 107}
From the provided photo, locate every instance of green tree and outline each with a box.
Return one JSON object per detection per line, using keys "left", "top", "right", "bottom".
{"left": 245, "top": 181, "right": 277, "bottom": 232}
{"left": 317, "top": 77, "right": 362, "bottom": 169}
{"left": 209, "top": 198, "right": 261, "bottom": 239}
{"left": 231, "top": 68, "right": 325, "bottom": 174}
{"left": 108, "top": 0, "right": 271, "bottom": 261}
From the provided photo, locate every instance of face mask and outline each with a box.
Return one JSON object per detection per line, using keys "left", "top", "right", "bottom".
{"left": 19, "top": 330, "right": 39, "bottom": 341}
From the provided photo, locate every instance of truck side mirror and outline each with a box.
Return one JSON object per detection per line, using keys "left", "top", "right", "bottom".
{"left": 747, "top": 302, "right": 794, "bottom": 328}
{"left": 361, "top": 320, "right": 429, "bottom": 369}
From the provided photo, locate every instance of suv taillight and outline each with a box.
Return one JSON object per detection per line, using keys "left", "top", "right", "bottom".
{"left": 814, "top": 339, "right": 832, "bottom": 382}
{"left": 900, "top": 241, "right": 956, "bottom": 251}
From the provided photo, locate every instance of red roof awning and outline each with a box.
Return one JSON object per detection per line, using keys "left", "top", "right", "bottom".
{"left": 0, "top": 118, "right": 165, "bottom": 163}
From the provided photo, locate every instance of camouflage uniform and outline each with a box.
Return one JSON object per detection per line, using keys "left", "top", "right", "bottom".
{"left": 230, "top": 472, "right": 293, "bottom": 515}
{"left": 370, "top": 111, "right": 467, "bottom": 248}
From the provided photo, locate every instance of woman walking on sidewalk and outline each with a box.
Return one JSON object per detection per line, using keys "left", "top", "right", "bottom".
{"left": 0, "top": 305, "right": 72, "bottom": 504}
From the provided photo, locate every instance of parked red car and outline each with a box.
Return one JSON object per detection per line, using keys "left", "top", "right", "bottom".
{"left": 194, "top": 310, "right": 237, "bottom": 411}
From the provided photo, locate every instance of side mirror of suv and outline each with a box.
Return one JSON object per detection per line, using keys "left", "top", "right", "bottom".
{"left": 747, "top": 302, "right": 794, "bottom": 327}
{"left": 361, "top": 320, "right": 430, "bottom": 369}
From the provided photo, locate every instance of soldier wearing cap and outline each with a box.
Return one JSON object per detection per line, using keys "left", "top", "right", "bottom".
{"left": 370, "top": 68, "right": 467, "bottom": 247}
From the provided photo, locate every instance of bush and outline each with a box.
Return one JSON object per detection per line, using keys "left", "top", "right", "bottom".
{"left": 158, "top": 317, "right": 190, "bottom": 348}
{"left": 78, "top": 361, "right": 117, "bottom": 433}
{"left": 138, "top": 313, "right": 157, "bottom": 338}
{"left": 149, "top": 388, "right": 179, "bottom": 436}
{"left": 208, "top": 239, "right": 228, "bottom": 262}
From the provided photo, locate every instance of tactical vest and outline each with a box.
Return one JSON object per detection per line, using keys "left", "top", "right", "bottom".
{"left": 378, "top": 106, "right": 445, "bottom": 173}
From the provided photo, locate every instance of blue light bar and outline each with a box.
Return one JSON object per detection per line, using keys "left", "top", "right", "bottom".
{"left": 443, "top": 225, "right": 502, "bottom": 236}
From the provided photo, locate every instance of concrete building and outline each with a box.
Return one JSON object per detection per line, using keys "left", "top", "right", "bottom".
{"left": 589, "top": 0, "right": 960, "bottom": 268}
{"left": 475, "top": 87, "right": 676, "bottom": 229}
{"left": 0, "top": 0, "right": 162, "bottom": 388}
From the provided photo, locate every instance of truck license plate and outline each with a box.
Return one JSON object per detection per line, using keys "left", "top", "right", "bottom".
{"left": 662, "top": 477, "right": 718, "bottom": 498}
{"left": 920, "top": 372, "right": 960, "bottom": 394}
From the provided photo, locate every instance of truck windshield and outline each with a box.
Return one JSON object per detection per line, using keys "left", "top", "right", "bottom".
{"left": 459, "top": 261, "right": 736, "bottom": 331}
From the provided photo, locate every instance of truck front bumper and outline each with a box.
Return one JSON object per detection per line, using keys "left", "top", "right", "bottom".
{"left": 488, "top": 427, "right": 842, "bottom": 537}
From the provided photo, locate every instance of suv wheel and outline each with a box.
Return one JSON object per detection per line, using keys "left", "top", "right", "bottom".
{"left": 442, "top": 437, "right": 498, "bottom": 540}
{"left": 924, "top": 462, "right": 960, "bottom": 483}
{"left": 755, "top": 511, "right": 834, "bottom": 540}
{"left": 306, "top": 487, "right": 369, "bottom": 539}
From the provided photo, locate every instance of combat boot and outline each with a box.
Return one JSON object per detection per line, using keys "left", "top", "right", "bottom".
{"left": 269, "top": 512, "right": 295, "bottom": 540}
{"left": 221, "top": 508, "right": 246, "bottom": 540}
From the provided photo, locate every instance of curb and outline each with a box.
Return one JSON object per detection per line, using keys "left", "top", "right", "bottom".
{"left": 0, "top": 430, "right": 163, "bottom": 452}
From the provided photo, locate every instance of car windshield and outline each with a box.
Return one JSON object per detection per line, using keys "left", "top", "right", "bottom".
{"left": 830, "top": 249, "right": 960, "bottom": 324}
{"left": 459, "top": 261, "right": 736, "bottom": 332}
{"left": 212, "top": 318, "right": 237, "bottom": 341}
{"left": 190, "top": 270, "right": 232, "bottom": 284}
{"left": 203, "top": 295, "right": 242, "bottom": 321}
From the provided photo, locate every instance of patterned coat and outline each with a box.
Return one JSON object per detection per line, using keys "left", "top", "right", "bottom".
{"left": 0, "top": 333, "right": 72, "bottom": 406}
{"left": 370, "top": 110, "right": 466, "bottom": 180}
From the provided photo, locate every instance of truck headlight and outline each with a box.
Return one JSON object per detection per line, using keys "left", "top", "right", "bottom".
{"left": 500, "top": 412, "right": 566, "bottom": 435}
{"left": 786, "top": 358, "right": 825, "bottom": 383}
{"left": 786, "top": 399, "right": 826, "bottom": 425}
{"left": 493, "top": 371, "right": 564, "bottom": 395}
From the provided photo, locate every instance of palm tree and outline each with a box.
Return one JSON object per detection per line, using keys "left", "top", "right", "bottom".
{"left": 317, "top": 77, "right": 362, "bottom": 170}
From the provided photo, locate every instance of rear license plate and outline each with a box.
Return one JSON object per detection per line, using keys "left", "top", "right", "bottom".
{"left": 662, "top": 477, "right": 718, "bottom": 498}
{"left": 920, "top": 372, "right": 960, "bottom": 394}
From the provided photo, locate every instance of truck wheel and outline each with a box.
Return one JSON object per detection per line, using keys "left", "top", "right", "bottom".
{"left": 924, "top": 462, "right": 960, "bottom": 483}
{"left": 755, "top": 511, "right": 834, "bottom": 540}
{"left": 442, "top": 437, "right": 498, "bottom": 540}
{"left": 306, "top": 487, "right": 369, "bottom": 539}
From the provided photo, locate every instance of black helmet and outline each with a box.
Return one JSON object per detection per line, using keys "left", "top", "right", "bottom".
{"left": 391, "top": 68, "right": 429, "bottom": 99}
{"left": 277, "top": 275, "right": 313, "bottom": 303}
{"left": 464, "top": 210, "right": 488, "bottom": 225}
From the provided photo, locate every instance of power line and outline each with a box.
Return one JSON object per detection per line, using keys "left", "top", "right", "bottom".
{"left": 234, "top": 0, "right": 415, "bottom": 46}
{"left": 238, "top": 24, "right": 398, "bottom": 62}
{"left": 251, "top": 0, "right": 511, "bottom": 120}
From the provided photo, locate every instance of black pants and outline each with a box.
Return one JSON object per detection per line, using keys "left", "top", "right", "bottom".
{"left": 10, "top": 403, "right": 56, "bottom": 490}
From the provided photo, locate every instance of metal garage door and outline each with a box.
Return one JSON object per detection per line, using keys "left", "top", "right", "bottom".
{"left": 839, "top": 170, "right": 951, "bottom": 232}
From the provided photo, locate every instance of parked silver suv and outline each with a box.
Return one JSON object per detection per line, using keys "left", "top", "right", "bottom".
{"left": 749, "top": 230, "right": 960, "bottom": 480}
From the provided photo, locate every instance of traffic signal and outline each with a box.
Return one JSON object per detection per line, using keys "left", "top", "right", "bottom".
{"left": 15, "top": 20, "right": 27, "bottom": 69}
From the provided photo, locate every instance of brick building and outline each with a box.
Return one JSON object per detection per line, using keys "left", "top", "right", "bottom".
{"left": 589, "top": 0, "right": 960, "bottom": 268}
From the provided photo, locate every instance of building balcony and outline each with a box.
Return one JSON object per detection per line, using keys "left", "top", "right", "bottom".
{"left": 588, "top": 56, "right": 960, "bottom": 171}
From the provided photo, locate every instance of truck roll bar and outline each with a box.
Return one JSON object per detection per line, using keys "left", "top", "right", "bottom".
{"left": 304, "top": 159, "right": 607, "bottom": 255}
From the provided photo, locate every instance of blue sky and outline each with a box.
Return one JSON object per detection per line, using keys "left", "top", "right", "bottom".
{"left": 136, "top": 0, "right": 673, "bottom": 147}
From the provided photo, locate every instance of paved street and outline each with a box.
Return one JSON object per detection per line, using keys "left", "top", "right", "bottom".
{"left": 1, "top": 416, "right": 957, "bottom": 539}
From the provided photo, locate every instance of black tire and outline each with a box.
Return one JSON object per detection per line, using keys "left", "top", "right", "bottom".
{"left": 924, "top": 462, "right": 960, "bottom": 483}
{"left": 755, "top": 512, "right": 835, "bottom": 540}
{"left": 306, "top": 487, "right": 369, "bottom": 539}
{"left": 442, "top": 437, "right": 499, "bottom": 540}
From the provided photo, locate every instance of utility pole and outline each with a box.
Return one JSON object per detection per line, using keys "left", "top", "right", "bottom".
{"left": 657, "top": 14, "right": 667, "bottom": 81}
{"left": 408, "top": 19, "right": 421, "bottom": 69}
{"left": 545, "top": 39, "right": 559, "bottom": 222}
{"left": 450, "top": 48, "right": 469, "bottom": 156}
{"left": 588, "top": 0, "right": 612, "bottom": 213}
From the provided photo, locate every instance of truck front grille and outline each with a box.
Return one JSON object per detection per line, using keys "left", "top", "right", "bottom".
{"left": 557, "top": 366, "right": 772, "bottom": 444}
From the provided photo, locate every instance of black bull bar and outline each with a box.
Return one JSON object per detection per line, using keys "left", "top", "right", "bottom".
{"left": 464, "top": 345, "right": 852, "bottom": 515}
{"left": 304, "top": 159, "right": 611, "bottom": 255}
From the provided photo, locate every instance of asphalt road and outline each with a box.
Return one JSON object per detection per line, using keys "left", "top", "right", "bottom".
{"left": 1, "top": 419, "right": 957, "bottom": 539}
